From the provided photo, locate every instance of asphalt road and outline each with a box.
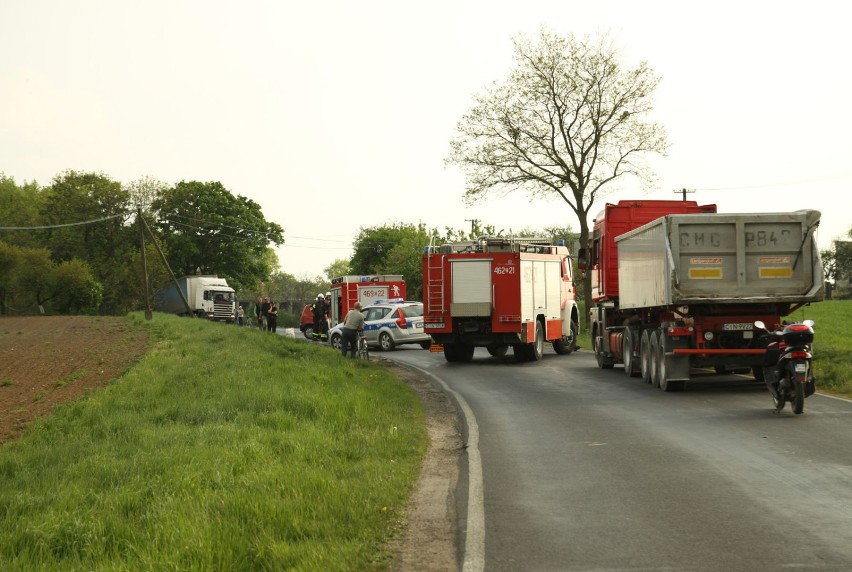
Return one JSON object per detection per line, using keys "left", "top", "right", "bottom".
{"left": 385, "top": 345, "right": 852, "bottom": 572}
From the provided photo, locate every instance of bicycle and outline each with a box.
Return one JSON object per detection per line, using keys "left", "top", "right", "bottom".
{"left": 358, "top": 334, "right": 370, "bottom": 360}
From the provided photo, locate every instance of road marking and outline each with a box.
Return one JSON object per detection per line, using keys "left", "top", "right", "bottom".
{"left": 405, "top": 363, "right": 485, "bottom": 572}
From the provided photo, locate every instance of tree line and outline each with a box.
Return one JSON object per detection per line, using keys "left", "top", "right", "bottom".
{"left": 0, "top": 171, "right": 578, "bottom": 321}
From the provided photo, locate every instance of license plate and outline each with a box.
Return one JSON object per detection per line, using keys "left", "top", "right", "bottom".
{"left": 424, "top": 322, "right": 444, "bottom": 329}
{"left": 794, "top": 363, "right": 808, "bottom": 373}
{"left": 723, "top": 323, "right": 752, "bottom": 331}
{"left": 414, "top": 321, "right": 423, "bottom": 329}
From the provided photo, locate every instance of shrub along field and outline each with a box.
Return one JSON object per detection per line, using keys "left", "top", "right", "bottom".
{"left": 0, "top": 313, "right": 427, "bottom": 571}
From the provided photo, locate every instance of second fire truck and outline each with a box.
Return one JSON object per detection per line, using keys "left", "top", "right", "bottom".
{"left": 422, "top": 236, "right": 580, "bottom": 362}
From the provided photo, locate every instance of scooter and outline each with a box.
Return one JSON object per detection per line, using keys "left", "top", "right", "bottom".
{"left": 754, "top": 319, "right": 816, "bottom": 415}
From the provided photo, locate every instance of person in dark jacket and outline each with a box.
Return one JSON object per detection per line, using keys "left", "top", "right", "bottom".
{"left": 311, "top": 294, "right": 326, "bottom": 341}
{"left": 267, "top": 300, "right": 278, "bottom": 333}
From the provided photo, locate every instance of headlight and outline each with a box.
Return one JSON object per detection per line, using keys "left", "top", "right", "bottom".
{"left": 703, "top": 331, "right": 714, "bottom": 341}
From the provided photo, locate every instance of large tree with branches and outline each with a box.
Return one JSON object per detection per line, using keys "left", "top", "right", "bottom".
{"left": 447, "top": 29, "right": 668, "bottom": 320}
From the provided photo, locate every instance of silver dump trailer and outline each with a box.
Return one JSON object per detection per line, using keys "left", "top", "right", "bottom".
{"left": 616, "top": 209, "right": 824, "bottom": 308}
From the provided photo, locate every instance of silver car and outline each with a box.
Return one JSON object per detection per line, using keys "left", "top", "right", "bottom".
{"left": 329, "top": 300, "right": 431, "bottom": 351}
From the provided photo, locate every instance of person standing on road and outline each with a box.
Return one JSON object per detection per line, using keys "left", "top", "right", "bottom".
{"left": 340, "top": 302, "right": 365, "bottom": 358}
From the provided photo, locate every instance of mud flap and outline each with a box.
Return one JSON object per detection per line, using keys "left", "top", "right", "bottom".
{"left": 666, "top": 353, "right": 691, "bottom": 381}
{"left": 663, "top": 334, "right": 691, "bottom": 382}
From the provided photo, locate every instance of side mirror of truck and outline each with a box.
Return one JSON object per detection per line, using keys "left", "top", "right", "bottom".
{"left": 577, "top": 248, "right": 587, "bottom": 271}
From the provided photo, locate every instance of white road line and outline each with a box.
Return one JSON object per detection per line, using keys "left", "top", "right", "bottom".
{"left": 406, "top": 363, "right": 485, "bottom": 572}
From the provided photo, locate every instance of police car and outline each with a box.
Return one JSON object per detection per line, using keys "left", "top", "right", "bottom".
{"left": 329, "top": 299, "right": 431, "bottom": 351}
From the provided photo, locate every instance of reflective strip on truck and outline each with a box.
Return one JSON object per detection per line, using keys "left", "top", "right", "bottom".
{"left": 759, "top": 267, "right": 793, "bottom": 278}
{"left": 688, "top": 267, "right": 723, "bottom": 279}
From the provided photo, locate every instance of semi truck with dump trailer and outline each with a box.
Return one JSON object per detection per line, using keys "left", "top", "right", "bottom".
{"left": 153, "top": 275, "right": 236, "bottom": 322}
{"left": 423, "top": 236, "right": 580, "bottom": 362}
{"left": 583, "top": 200, "right": 824, "bottom": 391}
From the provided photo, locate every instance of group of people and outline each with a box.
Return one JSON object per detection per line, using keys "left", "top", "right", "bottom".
{"left": 234, "top": 295, "right": 279, "bottom": 332}
{"left": 232, "top": 293, "right": 364, "bottom": 357}
{"left": 309, "top": 292, "right": 365, "bottom": 358}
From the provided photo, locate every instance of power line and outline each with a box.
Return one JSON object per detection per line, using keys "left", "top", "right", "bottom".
{"left": 0, "top": 213, "right": 126, "bottom": 230}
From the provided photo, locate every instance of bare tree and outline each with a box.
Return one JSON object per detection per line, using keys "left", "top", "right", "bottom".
{"left": 447, "top": 29, "right": 668, "bottom": 321}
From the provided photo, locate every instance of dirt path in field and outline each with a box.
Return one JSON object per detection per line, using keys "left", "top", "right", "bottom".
{"left": 0, "top": 316, "right": 461, "bottom": 571}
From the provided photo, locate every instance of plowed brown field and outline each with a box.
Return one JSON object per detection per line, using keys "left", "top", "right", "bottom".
{"left": 0, "top": 316, "right": 148, "bottom": 443}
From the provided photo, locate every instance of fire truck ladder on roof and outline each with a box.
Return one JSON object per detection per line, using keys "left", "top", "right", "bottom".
{"left": 425, "top": 237, "right": 446, "bottom": 316}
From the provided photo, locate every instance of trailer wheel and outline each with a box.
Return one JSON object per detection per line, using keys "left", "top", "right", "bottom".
{"left": 649, "top": 330, "right": 661, "bottom": 388}
{"left": 639, "top": 330, "right": 651, "bottom": 383}
{"left": 623, "top": 328, "right": 640, "bottom": 378}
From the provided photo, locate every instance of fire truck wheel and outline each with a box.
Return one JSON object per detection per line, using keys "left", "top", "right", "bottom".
{"left": 420, "top": 340, "right": 432, "bottom": 350}
{"left": 530, "top": 321, "right": 544, "bottom": 361}
{"left": 460, "top": 345, "right": 475, "bottom": 362}
{"left": 486, "top": 344, "right": 509, "bottom": 357}
{"left": 444, "top": 344, "right": 462, "bottom": 362}
{"left": 752, "top": 367, "right": 765, "bottom": 382}
{"left": 639, "top": 330, "right": 651, "bottom": 383}
{"left": 378, "top": 332, "right": 396, "bottom": 351}
{"left": 553, "top": 320, "right": 578, "bottom": 355}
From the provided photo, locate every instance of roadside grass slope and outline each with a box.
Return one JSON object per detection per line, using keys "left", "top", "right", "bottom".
{"left": 0, "top": 313, "right": 426, "bottom": 571}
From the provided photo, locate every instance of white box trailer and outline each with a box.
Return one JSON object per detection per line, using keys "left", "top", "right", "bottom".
{"left": 153, "top": 275, "right": 236, "bottom": 321}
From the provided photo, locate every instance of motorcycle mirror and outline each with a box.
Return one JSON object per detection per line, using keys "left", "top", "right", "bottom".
{"left": 753, "top": 320, "right": 766, "bottom": 330}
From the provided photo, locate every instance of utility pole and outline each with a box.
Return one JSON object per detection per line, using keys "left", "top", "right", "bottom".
{"left": 674, "top": 188, "right": 695, "bottom": 201}
{"left": 138, "top": 206, "right": 153, "bottom": 320}
{"left": 465, "top": 218, "right": 480, "bottom": 236}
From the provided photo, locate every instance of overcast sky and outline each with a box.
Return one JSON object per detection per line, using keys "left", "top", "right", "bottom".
{"left": 2, "top": 1, "right": 850, "bottom": 278}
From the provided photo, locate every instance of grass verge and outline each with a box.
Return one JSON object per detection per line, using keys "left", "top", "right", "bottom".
{"left": 789, "top": 299, "right": 852, "bottom": 396}
{"left": 0, "top": 313, "right": 426, "bottom": 571}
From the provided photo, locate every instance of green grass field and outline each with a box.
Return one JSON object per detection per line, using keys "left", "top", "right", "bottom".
{"left": 0, "top": 313, "right": 426, "bottom": 571}
{"left": 788, "top": 299, "right": 852, "bottom": 395}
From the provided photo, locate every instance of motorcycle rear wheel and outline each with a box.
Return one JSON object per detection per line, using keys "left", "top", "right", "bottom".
{"left": 772, "top": 378, "right": 786, "bottom": 412}
{"left": 791, "top": 376, "right": 805, "bottom": 415}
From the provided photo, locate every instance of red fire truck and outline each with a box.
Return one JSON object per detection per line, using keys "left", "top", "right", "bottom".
{"left": 583, "top": 200, "right": 824, "bottom": 391}
{"left": 327, "top": 274, "right": 407, "bottom": 328}
{"left": 422, "top": 236, "right": 580, "bottom": 362}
